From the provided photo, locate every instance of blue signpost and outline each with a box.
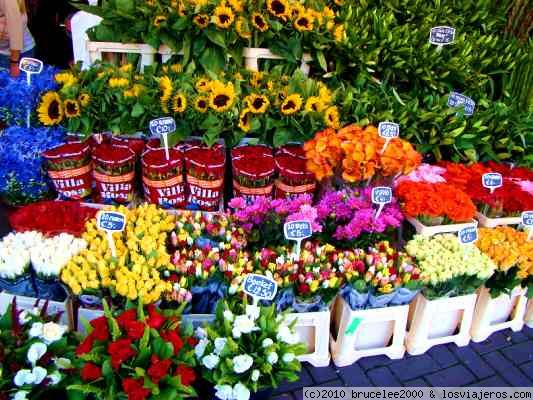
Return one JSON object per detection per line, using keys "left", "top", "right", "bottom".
{"left": 448, "top": 91, "right": 476, "bottom": 117}
{"left": 458, "top": 225, "right": 478, "bottom": 245}
{"left": 243, "top": 274, "right": 278, "bottom": 304}
{"left": 97, "top": 211, "right": 126, "bottom": 257}
{"left": 372, "top": 186, "right": 392, "bottom": 219}
{"left": 284, "top": 220, "right": 312, "bottom": 261}
{"left": 149, "top": 117, "right": 177, "bottom": 160}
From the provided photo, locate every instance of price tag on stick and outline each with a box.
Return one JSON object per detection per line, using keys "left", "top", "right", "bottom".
{"left": 378, "top": 122, "right": 399, "bottom": 153}
{"left": 448, "top": 91, "right": 476, "bottom": 117}
{"left": 458, "top": 224, "right": 478, "bottom": 245}
{"left": 429, "top": 26, "right": 456, "bottom": 49}
{"left": 243, "top": 274, "right": 278, "bottom": 305}
{"left": 482, "top": 173, "right": 503, "bottom": 194}
{"left": 97, "top": 211, "right": 126, "bottom": 257}
{"left": 372, "top": 187, "right": 392, "bottom": 219}
{"left": 149, "top": 117, "right": 176, "bottom": 161}
{"left": 284, "top": 220, "right": 312, "bottom": 261}
{"left": 522, "top": 211, "right": 533, "bottom": 241}
{"left": 19, "top": 57, "right": 43, "bottom": 128}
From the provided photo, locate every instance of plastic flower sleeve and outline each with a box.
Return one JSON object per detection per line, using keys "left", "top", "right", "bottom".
{"left": 190, "top": 279, "right": 228, "bottom": 314}
{"left": 272, "top": 288, "right": 295, "bottom": 313}
{"left": 390, "top": 287, "right": 420, "bottom": 306}
{"left": 291, "top": 295, "right": 327, "bottom": 313}
{"left": 368, "top": 290, "right": 397, "bottom": 309}
{"left": 340, "top": 284, "right": 370, "bottom": 311}
{"left": 0, "top": 275, "right": 36, "bottom": 297}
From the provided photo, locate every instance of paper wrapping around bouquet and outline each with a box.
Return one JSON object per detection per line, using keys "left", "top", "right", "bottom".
{"left": 186, "top": 175, "right": 224, "bottom": 211}
{"left": 185, "top": 147, "right": 225, "bottom": 211}
{"left": 232, "top": 145, "right": 275, "bottom": 202}
{"left": 274, "top": 153, "right": 316, "bottom": 199}
{"left": 93, "top": 170, "right": 135, "bottom": 204}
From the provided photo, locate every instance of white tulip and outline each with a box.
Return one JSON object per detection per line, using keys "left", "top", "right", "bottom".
{"left": 261, "top": 338, "right": 274, "bottom": 348}
{"left": 27, "top": 342, "right": 47, "bottom": 365}
{"left": 282, "top": 353, "right": 296, "bottom": 363}
{"left": 194, "top": 338, "right": 209, "bottom": 359}
{"left": 28, "top": 322, "right": 43, "bottom": 338}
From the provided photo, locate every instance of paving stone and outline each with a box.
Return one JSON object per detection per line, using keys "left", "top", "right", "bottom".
{"left": 367, "top": 367, "right": 402, "bottom": 387}
{"left": 428, "top": 345, "right": 458, "bottom": 368}
{"left": 273, "top": 394, "right": 295, "bottom": 400}
{"left": 510, "top": 331, "right": 529, "bottom": 344}
{"left": 425, "top": 365, "right": 476, "bottom": 387}
{"left": 471, "top": 332, "right": 512, "bottom": 354}
{"left": 468, "top": 375, "right": 509, "bottom": 387}
{"left": 274, "top": 368, "right": 314, "bottom": 394}
{"left": 305, "top": 363, "right": 339, "bottom": 384}
{"left": 520, "top": 361, "right": 533, "bottom": 379}
{"left": 501, "top": 342, "right": 533, "bottom": 365}
{"left": 315, "top": 379, "right": 345, "bottom": 387}
{"left": 358, "top": 355, "right": 394, "bottom": 371}
{"left": 338, "top": 363, "right": 372, "bottom": 386}
{"left": 388, "top": 354, "right": 440, "bottom": 381}
{"left": 403, "top": 378, "right": 429, "bottom": 387}
{"left": 449, "top": 345, "right": 495, "bottom": 379}
{"left": 484, "top": 352, "right": 533, "bottom": 386}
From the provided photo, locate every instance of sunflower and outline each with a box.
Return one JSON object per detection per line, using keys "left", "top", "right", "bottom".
{"left": 238, "top": 108, "right": 252, "bottom": 132}
{"left": 38, "top": 91, "right": 63, "bottom": 126}
{"left": 194, "top": 96, "right": 209, "bottom": 113}
{"left": 154, "top": 15, "right": 167, "bottom": 28}
{"left": 171, "top": 63, "right": 182, "bottom": 73}
{"left": 64, "top": 99, "right": 81, "bottom": 119}
{"left": 267, "top": 0, "right": 289, "bottom": 20}
{"left": 251, "top": 13, "right": 269, "bottom": 32}
{"left": 78, "top": 93, "right": 90, "bottom": 107}
{"left": 323, "top": 6, "right": 335, "bottom": 19}
{"left": 172, "top": 93, "right": 187, "bottom": 113}
{"left": 318, "top": 84, "right": 333, "bottom": 104}
{"left": 294, "top": 12, "right": 314, "bottom": 32}
{"left": 209, "top": 81, "right": 236, "bottom": 112}
{"left": 333, "top": 24, "right": 346, "bottom": 43}
{"left": 325, "top": 106, "right": 341, "bottom": 129}
{"left": 236, "top": 17, "right": 252, "bottom": 39}
{"left": 305, "top": 96, "right": 324, "bottom": 113}
{"left": 194, "top": 14, "right": 209, "bottom": 28}
{"left": 54, "top": 72, "right": 77, "bottom": 87}
{"left": 291, "top": 3, "right": 305, "bottom": 19}
{"left": 213, "top": 5, "right": 235, "bottom": 29}
{"left": 334, "top": 0, "right": 344, "bottom": 5}
{"left": 195, "top": 78, "right": 211, "bottom": 92}
{"left": 109, "top": 77, "right": 130, "bottom": 88}
{"left": 159, "top": 76, "right": 173, "bottom": 113}
{"left": 250, "top": 71, "right": 264, "bottom": 88}
{"left": 228, "top": 0, "right": 243, "bottom": 12}
{"left": 280, "top": 94, "right": 302, "bottom": 115}
{"left": 119, "top": 63, "right": 133, "bottom": 73}
{"left": 124, "top": 84, "right": 144, "bottom": 98}
{"left": 245, "top": 94, "right": 270, "bottom": 114}
{"left": 171, "top": 0, "right": 186, "bottom": 16}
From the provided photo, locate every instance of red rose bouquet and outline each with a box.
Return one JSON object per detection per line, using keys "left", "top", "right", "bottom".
{"left": 274, "top": 151, "right": 316, "bottom": 199}
{"left": 70, "top": 302, "right": 197, "bottom": 400}
{"left": 231, "top": 145, "right": 275, "bottom": 201}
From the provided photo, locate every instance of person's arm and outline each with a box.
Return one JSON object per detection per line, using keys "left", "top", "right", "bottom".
{"left": 5, "top": 0, "right": 24, "bottom": 76}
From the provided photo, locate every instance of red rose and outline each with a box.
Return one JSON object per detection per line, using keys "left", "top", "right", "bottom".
{"left": 146, "top": 304, "right": 165, "bottom": 329}
{"left": 147, "top": 355, "right": 172, "bottom": 384}
{"left": 122, "top": 377, "right": 150, "bottom": 400}
{"left": 298, "top": 283, "right": 310, "bottom": 295}
{"left": 160, "top": 330, "right": 183, "bottom": 355}
{"left": 175, "top": 364, "right": 196, "bottom": 386}
{"left": 116, "top": 309, "right": 137, "bottom": 328}
{"left": 108, "top": 339, "right": 137, "bottom": 370}
{"left": 90, "top": 316, "right": 109, "bottom": 341}
{"left": 81, "top": 362, "right": 102, "bottom": 382}
{"left": 187, "top": 337, "right": 198, "bottom": 347}
{"left": 123, "top": 320, "right": 146, "bottom": 340}
{"left": 76, "top": 335, "right": 95, "bottom": 355}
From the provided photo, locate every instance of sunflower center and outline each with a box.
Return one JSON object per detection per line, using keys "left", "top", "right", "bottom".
{"left": 214, "top": 94, "right": 230, "bottom": 107}
{"left": 272, "top": 1, "right": 286, "bottom": 15}
{"left": 254, "top": 16, "right": 265, "bottom": 28}
{"left": 66, "top": 102, "right": 78, "bottom": 114}
{"left": 219, "top": 14, "right": 230, "bottom": 23}
{"left": 177, "top": 98, "right": 183, "bottom": 108}
{"left": 49, "top": 100, "right": 60, "bottom": 119}
{"left": 198, "top": 100, "right": 207, "bottom": 108}
{"left": 282, "top": 100, "right": 295, "bottom": 110}
{"left": 252, "top": 98, "right": 265, "bottom": 109}
{"left": 197, "top": 16, "right": 206, "bottom": 24}
{"left": 297, "top": 17, "right": 309, "bottom": 27}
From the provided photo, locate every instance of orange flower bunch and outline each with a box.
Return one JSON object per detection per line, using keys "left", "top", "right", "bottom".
{"left": 395, "top": 181, "right": 476, "bottom": 223}
{"left": 303, "top": 128, "right": 343, "bottom": 181}
{"left": 304, "top": 124, "right": 421, "bottom": 183}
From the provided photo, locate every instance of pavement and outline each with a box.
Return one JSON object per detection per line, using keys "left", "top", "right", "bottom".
{"left": 274, "top": 327, "right": 533, "bottom": 399}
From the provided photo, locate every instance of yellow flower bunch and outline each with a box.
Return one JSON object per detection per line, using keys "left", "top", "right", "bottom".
{"left": 61, "top": 204, "right": 176, "bottom": 304}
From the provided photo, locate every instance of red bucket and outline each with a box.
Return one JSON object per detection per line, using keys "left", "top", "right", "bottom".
{"left": 92, "top": 144, "right": 136, "bottom": 204}
{"left": 275, "top": 143, "right": 306, "bottom": 160}
{"left": 231, "top": 145, "right": 274, "bottom": 202}
{"left": 142, "top": 148, "right": 186, "bottom": 208}
{"left": 274, "top": 154, "right": 316, "bottom": 199}
{"left": 111, "top": 136, "right": 146, "bottom": 159}
{"left": 43, "top": 141, "right": 93, "bottom": 200}
{"left": 184, "top": 147, "right": 225, "bottom": 211}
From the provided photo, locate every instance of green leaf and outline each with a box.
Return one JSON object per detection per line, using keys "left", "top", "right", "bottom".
{"left": 131, "top": 103, "right": 144, "bottom": 118}
{"left": 172, "top": 17, "right": 189, "bottom": 31}
{"left": 102, "top": 359, "right": 113, "bottom": 378}
{"left": 316, "top": 50, "right": 327, "bottom": 72}
{"left": 273, "top": 128, "right": 291, "bottom": 147}
{"left": 205, "top": 28, "right": 227, "bottom": 49}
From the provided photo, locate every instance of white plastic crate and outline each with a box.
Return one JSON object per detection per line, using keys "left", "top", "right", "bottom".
{"left": 524, "top": 299, "right": 533, "bottom": 328}
{"left": 471, "top": 286, "right": 527, "bottom": 342}
{"left": 284, "top": 310, "right": 330, "bottom": 367}
{"left": 329, "top": 297, "right": 408, "bottom": 367}
{"left": 181, "top": 313, "right": 216, "bottom": 330}
{"left": 242, "top": 47, "right": 311, "bottom": 76}
{"left": 405, "top": 293, "right": 476, "bottom": 355}
{"left": 476, "top": 212, "right": 521, "bottom": 228}
{"left": 0, "top": 291, "right": 73, "bottom": 328}
{"left": 76, "top": 307, "right": 104, "bottom": 334}
{"left": 407, "top": 217, "right": 477, "bottom": 237}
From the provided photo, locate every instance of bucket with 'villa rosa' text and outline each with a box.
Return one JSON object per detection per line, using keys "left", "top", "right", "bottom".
{"left": 231, "top": 144, "right": 275, "bottom": 202}
{"left": 92, "top": 144, "right": 135, "bottom": 204}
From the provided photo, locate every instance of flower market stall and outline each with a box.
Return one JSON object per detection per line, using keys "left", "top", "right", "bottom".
{"left": 0, "top": 0, "right": 532, "bottom": 399}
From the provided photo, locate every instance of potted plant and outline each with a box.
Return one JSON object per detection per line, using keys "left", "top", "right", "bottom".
{"left": 193, "top": 302, "right": 306, "bottom": 400}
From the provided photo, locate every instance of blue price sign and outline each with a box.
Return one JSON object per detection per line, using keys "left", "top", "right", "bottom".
{"left": 149, "top": 117, "right": 176, "bottom": 136}
{"left": 522, "top": 211, "right": 533, "bottom": 227}
{"left": 378, "top": 122, "right": 399, "bottom": 139}
{"left": 459, "top": 225, "right": 478, "bottom": 245}
{"left": 429, "top": 26, "right": 456, "bottom": 45}
{"left": 448, "top": 91, "right": 476, "bottom": 116}
{"left": 284, "top": 220, "right": 312, "bottom": 241}
{"left": 19, "top": 57, "right": 43, "bottom": 75}
{"left": 243, "top": 274, "right": 278, "bottom": 301}
{"left": 372, "top": 187, "right": 392, "bottom": 205}
{"left": 482, "top": 173, "right": 503, "bottom": 190}
{"left": 97, "top": 211, "right": 126, "bottom": 232}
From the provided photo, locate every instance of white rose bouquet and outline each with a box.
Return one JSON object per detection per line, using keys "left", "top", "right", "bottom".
{"left": 194, "top": 302, "right": 306, "bottom": 400}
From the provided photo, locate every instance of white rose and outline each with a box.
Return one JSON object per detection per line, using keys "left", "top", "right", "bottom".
{"left": 276, "top": 325, "right": 299, "bottom": 345}
{"left": 32, "top": 367, "right": 47, "bottom": 385}
{"left": 41, "top": 322, "right": 66, "bottom": 344}
{"left": 214, "top": 384, "right": 234, "bottom": 400}
{"left": 267, "top": 352, "right": 278, "bottom": 365}
{"left": 214, "top": 338, "right": 227, "bottom": 355}
{"left": 48, "top": 372, "right": 62, "bottom": 385}
{"left": 195, "top": 338, "right": 210, "bottom": 359}
{"left": 195, "top": 327, "right": 207, "bottom": 339}
{"left": 28, "top": 322, "right": 43, "bottom": 338}
{"left": 54, "top": 357, "right": 72, "bottom": 370}
{"left": 233, "top": 383, "right": 250, "bottom": 400}
{"left": 282, "top": 353, "right": 296, "bottom": 363}
{"left": 223, "top": 310, "right": 235, "bottom": 322}
{"left": 232, "top": 354, "right": 253, "bottom": 374}
{"left": 232, "top": 315, "right": 257, "bottom": 338}
{"left": 14, "top": 370, "right": 33, "bottom": 387}
{"left": 13, "top": 391, "right": 30, "bottom": 400}
{"left": 251, "top": 369, "right": 260, "bottom": 382}
{"left": 245, "top": 305, "right": 260, "bottom": 321}
{"left": 27, "top": 342, "right": 47, "bottom": 365}
{"left": 202, "top": 353, "right": 220, "bottom": 370}
{"left": 261, "top": 338, "right": 274, "bottom": 348}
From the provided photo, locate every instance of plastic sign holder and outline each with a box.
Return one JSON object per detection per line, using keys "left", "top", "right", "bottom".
{"left": 372, "top": 187, "right": 392, "bottom": 219}
{"left": 378, "top": 122, "right": 399, "bottom": 153}
{"left": 96, "top": 211, "right": 126, "bottom": 257}
{"left": 284, "top": 220, "right": 312, "bottom": 261}
{"left": 243, "top": 273, "right": 278, "bottom": 305}
{"left": 522, "top": 211, "right": 533, "bottom": 240}
{"left": 447, "top": 91, "right": 476, "bottom": 116}
{"left": 19, "top": 57, "right": 43, "bottom": 128}
{"left": 429, "top": 26, "right": 456, "bottom": 49}
{"left": 458, "top": 224, "right": 478, "bottom": 245}
{"left": 149, "top": 117, "right": 177, "bottom": 161}
{"left": 482, "top": 172, "right": 503, "bottom": 194}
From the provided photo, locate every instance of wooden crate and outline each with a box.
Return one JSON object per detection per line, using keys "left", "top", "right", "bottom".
{"left": 407, "top": 217, "right": 477, "bottom": 237}
{"left": 329, "top": 297, "right": 408, "bottom": 367}
{"left": 476, "top": 212, "right": 521, "bottom": 228}
{"left": 471, "top": 286, "right": 527, "bottom": 342}
{"left": 405, "top": 293, "right": 476, "bottom": 355}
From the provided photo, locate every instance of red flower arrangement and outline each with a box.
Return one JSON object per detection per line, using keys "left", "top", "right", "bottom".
{"left": 73, "top": 303, "right": 196, "bottom": 400}
{"left": 274, "top": 152, "right": 316, "bottom": 199}
{"left": 395, "top": 181, "right": 476, "bottom": 225}
{"left": 231, "top": 145, "right": 275, "bottom": 201}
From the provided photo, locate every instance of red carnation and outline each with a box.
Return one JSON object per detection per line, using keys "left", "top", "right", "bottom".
{"left": 81, "top": 362, "right": 102, "bottom": 382}
{"left": 298, "top": 283, "right": 310, "bottom": 295}
{"left": 116, "top": 309, "right": 137, "bottom": 328}
{"left": 160, "top": 330, "right": 183, "bottom": 355}
{"left": 76, "top": 335, "right": 95, "bottom": 355}
{"left": 122, "top": 377, "right": 150, "bottom": 400}
{"left": 147, "top": 355, "right": 172, "bottom": 384}
{"left": 123, "top": 320, "right": 146, "bottom": 340}
{"left": 146, "top": 304, "right": 165, "bottom": 329}
{"left": 175, "top": 364, "right": 196, "bottom": 386}
{"left": 90, "top": 316, "right": 109, "bottom": 341}
{"left": 108, "top": 339, "right": 137, "bottom": 369}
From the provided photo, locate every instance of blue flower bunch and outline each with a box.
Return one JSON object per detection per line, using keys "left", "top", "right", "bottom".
{"left": 0, "top": 126, "right": 65, "bottom": 205}
{"left": 0, "top": 65, "right": 58, "bottom": 126}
